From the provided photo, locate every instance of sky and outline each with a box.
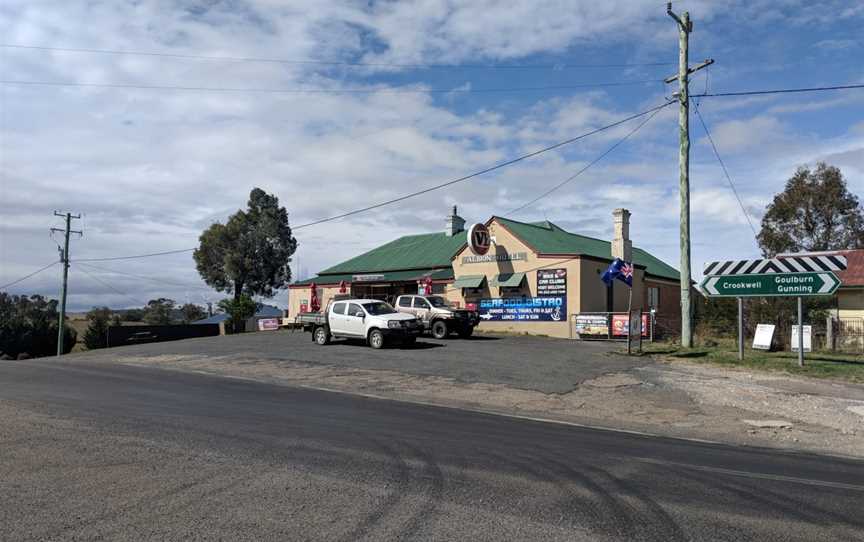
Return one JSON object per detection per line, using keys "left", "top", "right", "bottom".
{"left": 1, "top": 0, "right": 863, "bottom": 312}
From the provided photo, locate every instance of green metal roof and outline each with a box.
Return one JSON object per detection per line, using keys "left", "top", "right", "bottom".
{"left": 317, "top": 232, "right": 466, "bottom": 275}
{"left": 495, "top": 217, "right": 679, "bottom": 281}
{"left": 293, "top": 267, "right": 454, "bottom": 286}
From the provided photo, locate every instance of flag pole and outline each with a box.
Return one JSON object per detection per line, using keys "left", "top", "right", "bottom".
{"left": 627, "top": 285, "right": 633, "bottom": 355}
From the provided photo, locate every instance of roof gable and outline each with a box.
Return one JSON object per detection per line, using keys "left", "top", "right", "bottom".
{"left": 494, "top": 216, "right": 679, "bottom": 281}
{"left": 317, "top": 231, "right": 466, "bottom": 275}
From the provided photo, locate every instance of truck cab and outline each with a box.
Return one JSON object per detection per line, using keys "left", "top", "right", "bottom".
{"left": 394, "top": 295, "right": 480, "bottom": 339}
{"left": 310, "top": 298, "right": 421, "bottom": 349}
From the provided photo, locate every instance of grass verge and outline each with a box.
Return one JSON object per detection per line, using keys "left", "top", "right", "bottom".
{"left": 636, "top": 342, "right": 864, "bottom": 383}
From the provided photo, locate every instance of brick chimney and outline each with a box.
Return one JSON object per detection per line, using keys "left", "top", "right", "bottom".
{"left": 611, "top": 208, "right": 632, "bottom": 261}
{"left": 445, "top": 205, "right": 465, "bottom": 237}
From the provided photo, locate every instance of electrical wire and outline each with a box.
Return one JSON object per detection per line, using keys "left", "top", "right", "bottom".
{"left": 693, "top": 83, "right": 864, "bottom": 98}
{"left": 693, "top": 104, "right": 759, "bottom": 242}
{"left": 0, "top": 44, "right": 675, "bottom": 70}
{"left": 0, "top": 261, "right": 59, "bottom": 290}
{"left": 76, "top": 261, "right": 211, "bottom": 291}
{"left": 293, "top": 100, "right": 674, "bottom": 230}
{"left": 74, "top": 247, "right": 194, "bottom": 263}
{"left": 74, "top": 264, "right": 149, "bottom": 306}
{"left": 507, "top": 100, "right": 672, "bottom": 216}
{"left": 0, "top": 79, "right": 662, "bottom": 95}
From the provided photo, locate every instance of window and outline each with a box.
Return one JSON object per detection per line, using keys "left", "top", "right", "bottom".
{"left": 413, "top": 298, "right": 430, "bottom": 309}
{"left": 363, "top": 302, "right": 397, "bottom": 315}
{"left": 648, "top": 287, "right": 660, "bottom": 308}
{"left": 332, "top": 302, "right": 346, "bottom": 315}
{"left": 347, "top": 303, "right": 365, "bottom": 317}
{"left": 398, "top": 296, "right": 412, "bottom": 307}
{"left": 427, "top": 296, "right": 450, "bottom": 308}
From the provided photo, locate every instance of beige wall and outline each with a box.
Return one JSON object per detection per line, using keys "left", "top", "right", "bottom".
{"left": 287, "top": 284, "right": 343, "bottom": 318}
{"left": 839, "top": 289, "right": 864, "bottom": 319}
{"left": 450, "top": 220, "right": 580, "bottom": 338}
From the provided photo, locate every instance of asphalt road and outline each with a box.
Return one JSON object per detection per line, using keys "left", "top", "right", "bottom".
{"left": 78, "top": 330, "right": 642, "bottom": 393}
{"left": 2, "top": 358, "right": 863, "bottom": 541}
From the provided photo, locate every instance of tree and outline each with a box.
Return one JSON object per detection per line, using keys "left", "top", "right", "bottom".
{"left": 180, "top": 303, "right": 206, "bottom": 323}
{"left": 0, "top": 293, "right": 76, "bottom": 357}
{"left": 217, "top": 295, "right": 257, "bottom": 333}
{"left": 123, "top": 308, "right": 144, "bottom": 322}
{"left": 758, "top": 162, "right": 864, "bottom": 257}
{"left": 83, "top": 306, "right": 112, "bottom": 350}
{"left": 194, "top": 188, "right": 297, "bottom": 332}
{"left": 143, "top": 298, "right": 176, "bottom": 325}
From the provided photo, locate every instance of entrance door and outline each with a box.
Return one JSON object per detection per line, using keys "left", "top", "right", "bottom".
{"left": 412, "top": 296, "right": 432, "bottom": 325}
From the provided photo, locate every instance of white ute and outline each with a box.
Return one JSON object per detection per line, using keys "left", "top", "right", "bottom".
{"left": 298, "top": 298, "right": 422, "bottom": 349}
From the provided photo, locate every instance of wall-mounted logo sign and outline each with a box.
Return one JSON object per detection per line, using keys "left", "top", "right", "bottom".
{"left": 352, "top": 274, "right": 385, "bottom": 282}
{"left": 467, "top": 223, "right": 491, "bottom": 255}
{"left": 462, "top": 252, "right": 527, "bottom": 265}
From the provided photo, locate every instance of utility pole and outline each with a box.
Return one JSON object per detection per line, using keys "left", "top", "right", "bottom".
{"left": 51, "top": 212, "right": 82, "bottom": 356}
{"left": 666, "top": 4, "right": 713, "bottom": 348}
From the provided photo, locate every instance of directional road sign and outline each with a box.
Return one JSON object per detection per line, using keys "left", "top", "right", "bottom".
{"left": 700, "top": 272, "right": 841, "bottom": 298}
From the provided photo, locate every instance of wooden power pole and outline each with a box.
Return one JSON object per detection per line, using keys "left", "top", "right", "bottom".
{"left": 666, "top": 4, "right": 712, "bottom": 348}
{"left": 51, "top": 211, "right": 82, "bottom": 356}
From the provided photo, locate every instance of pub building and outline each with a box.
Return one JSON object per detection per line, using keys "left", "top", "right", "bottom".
{"left": 288, "top": 207, "right": 681, "bottom": 339}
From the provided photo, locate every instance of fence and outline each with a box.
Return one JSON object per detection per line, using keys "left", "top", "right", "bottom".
{"left": 829, "top": 317, "right": 864, "bottom": 354}
{"left": 107, "top": 324, "right": 220, "bottom": 348}
{"left": 569, "top": 312, "right": 655, "bottom": 341}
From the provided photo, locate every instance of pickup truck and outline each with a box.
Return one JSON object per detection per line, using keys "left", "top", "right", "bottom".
{"left": 394, "top": 294, "right": 480, "bottom": 339}
{"left": 296, "top": 298, "right": 422, "bottom": 349}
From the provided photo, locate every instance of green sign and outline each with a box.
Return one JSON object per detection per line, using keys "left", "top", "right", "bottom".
{"left": 700, "top": 272, "right": 840, "bottom": 298}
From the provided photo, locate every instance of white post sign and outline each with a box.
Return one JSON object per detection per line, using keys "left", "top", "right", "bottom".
{"left": 752, "top": 324, "right": 775, "bottom": 350}
{"left": 791, "top": 325, "right": 812, "bottom": 353}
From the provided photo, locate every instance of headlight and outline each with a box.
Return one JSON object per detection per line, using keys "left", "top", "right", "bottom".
{"left": 388, "top": 321, "right": 402, "bottom": 328}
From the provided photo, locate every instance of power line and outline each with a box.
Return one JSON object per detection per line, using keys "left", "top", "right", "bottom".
{"left": 74, "top": 247, "right": 194, "bottom": 263}
{"left": 508, "top": 100, "right": 672, "bottom": 216}
{"left": 76, "top": 261, "right": 211, "bottom": 291}
{"left": 693, "top": 83, "right": 864, "bottom": 98}
{"left": 0, "top": 261, "right": 59, "bottom": 290}
{"left": 0, "top": 79, "right": 662, "bottom": 95}
{"left": 74, "top": 265, "right": 148, "bottom": 306}
{"left": 693, "top": 104, "right": 759, "bottom": 242}
{"left": 0, "top": 43, "right": 675, "bottom": 70}
{"left": 294, "top": 100, "right": 674, "bottom": 230}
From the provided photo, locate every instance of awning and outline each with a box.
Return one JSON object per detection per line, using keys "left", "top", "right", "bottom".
{"left": 491, "top": 272, "right": 526, "bottom": 288}
{"left": 452, "top": 275, "right": 486, "bottom": 289}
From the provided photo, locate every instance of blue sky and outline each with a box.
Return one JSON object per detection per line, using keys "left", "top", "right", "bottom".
{"left": 1, "top": 1, "right": 863, "bottom": 311}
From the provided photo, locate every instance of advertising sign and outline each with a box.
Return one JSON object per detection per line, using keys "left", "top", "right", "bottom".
{"left": 574, "top": 314, "right": 609, "bottom": 335}
{"left": 467, "top": 223, "right": 491, "bottom": 255}
{"left": 752, "top": 324, "right": 775, "bottom": 350}
{"left": 791, "top": 325, "right": 812, "bottom": 353}
{"left": 537, "top": 268, "right": 567, "bottom": 296}
{"left": 478, "top": 297, "right": 566, "bottom": 322}
{"left": 257, "top": 318, "right": 280, "bottom": 331}
{"left": 299, "top": 301, "right": 309, "bottom": 313}
{"left": 611, "top": 314, "right": 648, "bottom": 337}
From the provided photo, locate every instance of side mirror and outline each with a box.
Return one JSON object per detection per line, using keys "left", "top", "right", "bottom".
{"left": 355, "top": 311, "right": 365, "bottom": 318}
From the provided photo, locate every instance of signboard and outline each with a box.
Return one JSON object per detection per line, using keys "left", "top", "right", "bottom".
{"left": 467, "top": 223, "right": 491, "bottom": 255}
{"left": 353, "top": 274, "right": 385, "bottom": 282}
{"left": 752, "top": 324, "right": 775, "bottom": 350}
{"left": 537, "top": 268, "right": 567, "bottom": 296}
{"left": 478, "top": 297, "right": 566, "bottom": 322}
{"left": 462, "top": 251, "right": 527, "bottom": 265}
{"left": 574, "top": 314, "right": 608, "bottom": 335}
{"left": 611, "top": 314, "right": 649, "bottom": 337}
{"left": 704, "top": 254, "right": 847, "bottom": 276}
{"left": 700, "top": 272, "right": 840, "bottom": 298}
{"left": 791, "top": 325, "right": 812, "bottom": 353}
{"left": 257, "top": 318, "right": 279, "bottom": 331}
{"left": 465, "top": 302, "right": 477, "bottom": 311}
{"left": 299, "top": 301, "right": 309, "bottom": 313}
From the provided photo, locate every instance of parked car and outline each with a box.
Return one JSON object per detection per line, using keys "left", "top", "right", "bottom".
{"left": 394, "top": 294, "right": 479, "bottom": 339}
{"left": 296, "top": 298, "right": 421, "bottom": 349}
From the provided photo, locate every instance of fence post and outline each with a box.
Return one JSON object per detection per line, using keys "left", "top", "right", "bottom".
{"left": 825, "top": 316, "right": 834, "bottom": 351}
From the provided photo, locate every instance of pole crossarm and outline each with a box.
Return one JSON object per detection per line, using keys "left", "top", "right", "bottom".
{"left": 664, "top": 59, "right": 714, "bottom": 83}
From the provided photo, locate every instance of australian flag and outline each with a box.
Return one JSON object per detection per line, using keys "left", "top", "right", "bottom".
{"left": 601, "top": 258, "right": 633, "bottom": 287}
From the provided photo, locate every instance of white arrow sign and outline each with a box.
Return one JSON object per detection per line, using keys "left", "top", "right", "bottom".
{"left": 702, "top": 276, "right": 720, "bottom": 296}
{"left": 817, "top": 272, "right": 838, "bottom": 294}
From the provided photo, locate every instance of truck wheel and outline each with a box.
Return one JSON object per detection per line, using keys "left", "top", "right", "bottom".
{"left": 431, "top": 320, "right": 448, "bottom": 339}
{"left": 458, "top": 326, "right": 474, "bottom": 339}
{"left": 314, "top": 326, "right": 330, "bottom": 345}
{"left": 368, "top": 329, "right": 385, "bottom": 349}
